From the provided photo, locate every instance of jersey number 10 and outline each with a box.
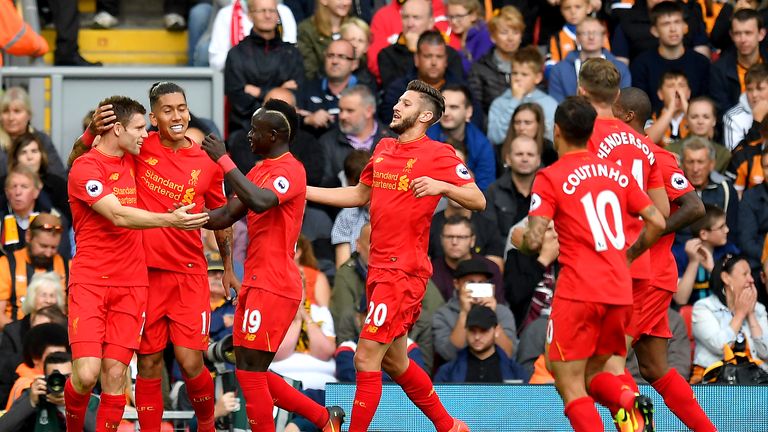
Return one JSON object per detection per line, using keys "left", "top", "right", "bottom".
{"left": 580, "top": 191, "right": 626, "bottom": 252}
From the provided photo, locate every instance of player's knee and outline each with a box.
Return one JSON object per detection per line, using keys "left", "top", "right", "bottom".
{"left": 101, "top": 362, "right": 128, "bottom": 392}
{"left": 353, "top": 348, "right": 378, "bottom": 372}
{"left": 73, "top": 365, "right": 100, "bottom": 391}
{"left": 137, "top": 353, "right": 164, "bottom": 378}
{"left": 638, "top": 359, "right": 665, "bottom": 383}
{"left": 381, "top": 354, "right": 408, "bottom": 377}
{"left": 178, "top": 356, "right": 204, "bottom": 379}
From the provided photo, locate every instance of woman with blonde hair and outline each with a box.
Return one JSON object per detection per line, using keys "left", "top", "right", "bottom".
{"left": 297, "top": 0, "right": 352, "bottom": 80}
{"left": 0, "top": 88, "right": 66, "bottom": 179}
{"left": 340, "top": 17, "right": 377, "bottom": 90}
{"left": 446, "top": 0, "right": 493, "bottom": 74}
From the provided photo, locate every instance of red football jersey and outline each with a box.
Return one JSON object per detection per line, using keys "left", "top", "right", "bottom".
{"left": 241, "top": 152, "right": 306, "bottom": 300}
{"left": 588, "top": 117, "right": 664, "bottom": 279}
{"left": 359, "top": 135, "right": 474, "bottom": 277}
{"left": 135, "top": 133, "right": 226, "bottom": 274}
{"left": 68, "top": 150, "right": 148, "bottom": 286}
{"left": 650, "top": 148, "right": 694, "bottom": 292}
{"left": 529, "top": 150, "right": 652, "bottom": 304}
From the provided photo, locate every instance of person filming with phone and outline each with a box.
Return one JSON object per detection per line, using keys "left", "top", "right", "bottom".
{"left": 433, "top": 258, "right": 518, "bottom": 363}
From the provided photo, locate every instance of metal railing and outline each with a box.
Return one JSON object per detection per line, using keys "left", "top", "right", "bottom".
{"left": 0, "top": 67, "right": 224, "bottom": 160}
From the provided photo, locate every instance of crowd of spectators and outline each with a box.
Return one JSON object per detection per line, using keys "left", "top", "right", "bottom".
{"left": 5, "top": 0, "right": 768, "bottom": 429}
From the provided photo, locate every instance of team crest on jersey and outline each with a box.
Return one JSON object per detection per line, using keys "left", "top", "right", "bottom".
{"left": 403, "top": 158, "right": 417, "bottom": 172}
{"left": 273, "top": 176, "right": 290, "bottom": 194}
{"left": 375, "top": 157, "right": 384, "bottom": 163}
{"left": 455, "top": 163, "right": 471, "bottom": 180}
{"left": 670, "top": 173, "right": 688, "bottom": 190}
{"left": 145, "top": 157, "right": 159, "bottom": 166}
{"left": 109, "top": 173, "right": 119, "bottom": 181}
{"left": 85, "top": 180, "right": 103, "bottom": 197}
{"left": 189, "top": 169, "right": 201, "bottom": 186}
{"left": 529, "top": 193, "right": 542, "bottom": 211}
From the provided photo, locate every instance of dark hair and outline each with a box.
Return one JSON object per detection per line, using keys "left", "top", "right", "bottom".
{"left": 710, "top": 254, "right": 749, "bottom": 306}
{"left": 578, "top": 58, "right": 620, "bottom": 104}
{"left": 554, "top": 96, "right": 596, "bottom": 147}
{"left": 9, "top": 131, "right": 49, "bottom": 175}
{"left": 512, "top": 45, "right": 544, "bottom": 71}
{"left": 406, "top": 80, "right": 445, "bottom": 125}
{"left": 417, "top": 29, "right": 447, "bottom": 52}
{"left": 649, "top": 1, "right": 685, "bottom": 26}
{"left": 746, "top": 63, "right": 768, "bottom": 86}
{"left": 344, "top": 150, "right": 371, "bottom": 184}
{"left": 22, "top": 323, "right": 68, "bottom": 367}
{"left": 34, "top": 305, "right": 68, "bottom": 327}
{"left": 658, "top": 70, "right": 689, "bottom": 91}
{"left": 688, "top": 96, "right": 717, "bottom": 117}
{"left": 442, "top": 214, "right": 475, "bottom": 236}
{"left": 149, "top": 81, "right": 187, "bottom": 109}
{"left": 442, "top": 83, "right": 473, "bottom": 107}
{"left": 689, "top": 203, "right": 726, "bottom": 237}
{"left": 98, "top": 95, "right": 146, "bottom": 128}
{"left": 616, "top": 87, "right": 653, "bottom": 125}
{"left": 503, "top": 103, "right": 546, "bottom": 159}
{"left": 732, "top": 8, "right": 763, "bottom": 30}
{"left": 44, "top": 351, "right": 72, "bottom": 370}
{"left": 260, "top": 98, "right": 299, "bottom": 143}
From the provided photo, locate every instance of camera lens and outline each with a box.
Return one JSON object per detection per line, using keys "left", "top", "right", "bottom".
{"left": 46, "top": 371, "right": 66, "bottom": 395}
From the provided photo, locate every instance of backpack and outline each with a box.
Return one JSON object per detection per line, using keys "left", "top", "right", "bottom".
{"left": 702, "top": 333, "right": 768, "bottom": 385}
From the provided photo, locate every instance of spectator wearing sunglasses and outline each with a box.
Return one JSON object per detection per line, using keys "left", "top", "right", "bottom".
{"left": 0, "top": 213, "right": 68, "bottom": 330}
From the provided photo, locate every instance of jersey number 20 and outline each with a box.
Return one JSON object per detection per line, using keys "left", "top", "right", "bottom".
{"left": 580, "top": 191, "right": 625, "bottom": 252}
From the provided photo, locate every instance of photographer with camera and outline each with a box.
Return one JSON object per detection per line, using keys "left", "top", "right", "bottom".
{"left": 432, "top": 258, "right": 517, "bottom": 362}
{"left": 0, "top": 351, "right": 96, "bottom": 431}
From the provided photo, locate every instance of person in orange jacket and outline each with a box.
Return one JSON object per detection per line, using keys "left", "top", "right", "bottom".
{"left": 0, "top": 0, "right": 49, "bottom": 66}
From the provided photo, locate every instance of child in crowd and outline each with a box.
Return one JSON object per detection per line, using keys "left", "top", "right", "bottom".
{"left": 646, "top": 71, "right": 691, "bottom": 146}
{"left": 546, "top": 0, "right": 609, "bottom": 73}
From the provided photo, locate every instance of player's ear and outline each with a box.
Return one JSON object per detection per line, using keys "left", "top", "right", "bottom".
{"left": 149, "top": 111, "right": 158, "bottom": 128}
{"left": 419, "top": 111, "right": 434, "bottom": 124}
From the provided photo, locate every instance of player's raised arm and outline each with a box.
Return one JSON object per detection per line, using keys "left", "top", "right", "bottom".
{"left": 306, "top": 183, "right": 371, "bottom": 208}
{"left": 92, "top": 197, "right": 208, "bottom": 230}
{"left": 67, "top": 104, "right": 117, "bottom": 167}
{"left": 627, "top": 204, "right": 666, "bottom": 264}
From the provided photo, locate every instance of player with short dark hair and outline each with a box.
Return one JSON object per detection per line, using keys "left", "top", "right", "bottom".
{"left": 519, "top": 96, "right": 666, "bottom": 432}
{"left": 64, "top": 95, "right": 208, "bottom": 432}
{"left": 614, "top": 87, "right": 716, "bottom": 431}
{"left": 201, "top": 98, "right": 344, "bottom": 432}
{"left": 307, "top": 79, "right": 485, "bottom": 432}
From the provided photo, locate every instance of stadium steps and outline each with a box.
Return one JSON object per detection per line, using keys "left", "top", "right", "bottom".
{"left": 40, "top": 0, "right": 189, "bottom": 65}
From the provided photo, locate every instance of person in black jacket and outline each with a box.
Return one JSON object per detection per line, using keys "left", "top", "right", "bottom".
{"left": 224, "top": 0, "right": 304, "bottom": 134}
{"left": 710, "top": 8, "right": 768, "bottom": 116}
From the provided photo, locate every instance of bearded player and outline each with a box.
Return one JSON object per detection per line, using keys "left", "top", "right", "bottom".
{"left": 519, "top": 96, "right": 666, "bottom": 432}
{"left": 613, "top": 87, "right": 716, "bottom": 432}
{"left": 306, "top": 80, "right": 484, "bottom": 432}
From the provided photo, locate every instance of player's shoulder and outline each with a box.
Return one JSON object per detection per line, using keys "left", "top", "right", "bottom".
{"left": 70, "top": 150, "right": 103, "bottom": 173}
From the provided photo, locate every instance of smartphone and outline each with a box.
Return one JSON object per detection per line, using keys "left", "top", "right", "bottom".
{"left": 465, "top": 282, "right": 494, "bottom": 298}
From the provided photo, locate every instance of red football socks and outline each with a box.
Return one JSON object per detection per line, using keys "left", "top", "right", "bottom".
{"left": 266, "top": 371, "right": 329, "bottom": 428}
{"left": 96, "top": 393, "right": 127, "bottom": 432}
{"left": 564, "top": 396, "right": 604, "bottom": 432}
{"left": 620, "top": 369, "right": 640, "bottom": 393}
{"left": 393, "top": 359, "right": 454, "bottom": 432}
{"left": 349, "top": 371, "right": 382, "bottom": 432}
{"left": 235, "top": 370, "right": 275, "bottom": 432}
{"left": 652, "top": 369, "right": 716, "bottom": 432}
{"left": 135, "top": 376, "right": 164, "bottom": 432}
{"left": 588, "top": 372, "right": 636, "bottom": 414}
{"left": 65, "top": 378, "right": 91, "bottom": 432}
{"left": 185, "top": 371, "right": 216, "bottom": 432}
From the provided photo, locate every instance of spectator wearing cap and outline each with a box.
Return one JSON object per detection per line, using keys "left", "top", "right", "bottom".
{"left": 434, "top": 304, "right": 527, "bottom": 383}
{"left": 432, "top": 258, "right": 517, "bottom": 363}
{"left": 0, "top": 213, "right": 68, "bottom": 330}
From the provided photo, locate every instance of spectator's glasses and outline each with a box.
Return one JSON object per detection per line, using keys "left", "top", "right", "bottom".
{"left": 447, "top": 12, "right": 471, "bottom": 21}
{"left": 706, "top": 222, "right": 728, "bottom": 232}
{"left": 31, "top": 223, "right": 63, "bottom": 234}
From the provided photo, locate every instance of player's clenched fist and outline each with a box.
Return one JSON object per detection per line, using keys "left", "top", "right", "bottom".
{"left": 202, "top": 133, "right": 227, "bottom": 161}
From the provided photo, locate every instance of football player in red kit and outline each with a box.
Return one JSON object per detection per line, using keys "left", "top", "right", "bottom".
{"left": 65, "top": 95, "right": 209, "bottom": 432}
{"left": 201, "top": 99, "right": 344, "bottom": 432}
{"left": 519, "top": 96, "right": 666, "bottom": 432}
{"left": 306, "top": 80, "right": 485, "bottom": 432}
{"left": 613, "top": 87, "right": 716, "bottom": 432}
